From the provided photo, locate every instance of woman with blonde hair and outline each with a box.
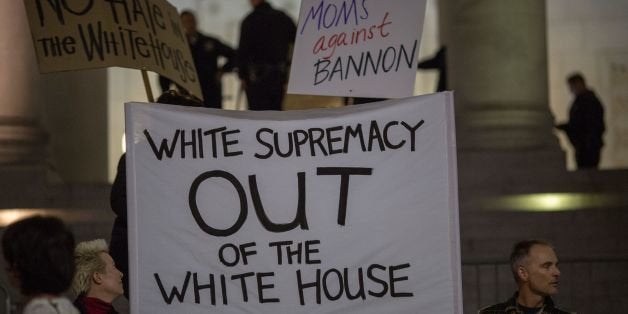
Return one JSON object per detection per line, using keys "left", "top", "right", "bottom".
{"left": 72, "top": 239, "right": 123, "bottom": 314}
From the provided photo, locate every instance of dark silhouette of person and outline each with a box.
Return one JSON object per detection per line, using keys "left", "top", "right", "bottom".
{"left": 417, "top": 46, "right": 447, "bottom": 92}
{"left": 2, "top": 216, "right": 79, "bottom": 313}
{"left": 109, "top": 90, "right": 203, "bottom": 299}
{"left": 237, "top": 0, "right": 296, "bottom": 111}
{"left": 159, "top": 11, "right": 235, "bottom": 108}
{"left": 555, "top": 73, "right": 605, "bottom": 169}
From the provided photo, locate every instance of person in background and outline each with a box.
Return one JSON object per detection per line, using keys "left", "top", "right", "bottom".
{"left": 478, "top": 240, "right": 570, "bottom": 314}
{"left": 72, "top": 239, "right": 123, "bottom": 314}
{"left": 417, "top": 46, "right": 447, "bottom": 92}
{"left": 109, "top": 90, "right": 203, "bottom": 299}
{"left": 555, "top": 73, "right": 605, "bottom": 169}
{"left": 159, "top": 10, "right": 236, "bottom": 108}
{"left": 2, "top": 215, "right": 79, "bottom": 314}
{"left": 237, "top": 0, "right": 296, "bottom": 111}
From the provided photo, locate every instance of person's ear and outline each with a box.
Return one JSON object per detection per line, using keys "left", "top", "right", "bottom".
{"left": 517, "top": 266, "right": 528, "bottom": 282}
{"left": 92, "top": 272, "right": 103, "bottom": 285}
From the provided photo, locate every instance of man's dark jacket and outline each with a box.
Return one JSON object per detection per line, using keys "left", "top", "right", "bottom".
{"left": 479, "top": 292, "right": 571, "bottom": 314}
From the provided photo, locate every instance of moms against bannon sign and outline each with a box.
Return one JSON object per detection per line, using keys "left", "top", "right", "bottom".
{"left": 23, "top": 0, "right": 202, "bottom": 98}
{"left": 288, "top": 0, "right": 427, "bottom": 98}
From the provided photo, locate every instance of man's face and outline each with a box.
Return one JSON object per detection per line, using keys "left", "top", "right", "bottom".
{"left": 96, "top": 252, "right": 124, "bottom": 298}
{"left": 250, "top": 0, "right": 263, "bottom": 8}
{"left": 521, "top": 245, "right": 561, "bottom": 297}
{"left": 568, "top": 81, "right": 585, "bottom": 96}
{"left": 180, "top": 14, "right": 197, "bottom": 35}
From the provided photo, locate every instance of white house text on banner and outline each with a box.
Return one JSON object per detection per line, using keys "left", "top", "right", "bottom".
{"left": 126, "top": 92, "right": 461, "bottom": 313}
{"left": 287, "top": 0, "right": 427, "bottom": 98}
{"left": 23, "top": 0, "right": 203, "bottom": 98}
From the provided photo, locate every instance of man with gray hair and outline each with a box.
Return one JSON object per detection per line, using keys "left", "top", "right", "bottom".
{"left": 478, "top": 240, "right": 571, "bottom": 314}
{"left": 72, "top": 239, "right": 124, "bottom": 314}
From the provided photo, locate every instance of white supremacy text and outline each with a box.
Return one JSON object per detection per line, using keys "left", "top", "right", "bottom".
{"left": 143, "top": 119, "right": 425, "bottom": 160}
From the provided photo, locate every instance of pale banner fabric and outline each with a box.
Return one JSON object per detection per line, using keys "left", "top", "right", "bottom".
{"left": 126, "top": 92, "right": 461, "bottom": 313}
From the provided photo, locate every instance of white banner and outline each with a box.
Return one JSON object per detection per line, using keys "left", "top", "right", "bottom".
{"left": 126, "top": 92, "right": 461, "bottom": 313}
{"left": 287, "top": 0, "right": 427, "bottom": 98}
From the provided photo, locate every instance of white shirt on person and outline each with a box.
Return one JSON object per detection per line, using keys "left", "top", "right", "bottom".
{"left": 22, "top": 296, "right": 79, "bottom": 314}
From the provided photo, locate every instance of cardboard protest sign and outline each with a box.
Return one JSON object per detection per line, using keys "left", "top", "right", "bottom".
{"left": 23, "top": 0, "right": 202, "bottom": 98}
{"left": 288, "top": 0, "right": 427, "bottom": 98}
{"left": 125, "top": 92, "right": 461, "bottom": 313}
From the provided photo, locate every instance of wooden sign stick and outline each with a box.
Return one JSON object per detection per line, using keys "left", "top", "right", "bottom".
{"left": 141, "top": 68, "right": 155, "bottom": 103}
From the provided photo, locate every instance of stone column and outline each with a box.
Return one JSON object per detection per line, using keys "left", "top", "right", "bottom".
{"left": 439, "top": 0, "right": 562, "bottom": 160}
{"left": 0, "top": 1, "right": 47, "bottom": 164}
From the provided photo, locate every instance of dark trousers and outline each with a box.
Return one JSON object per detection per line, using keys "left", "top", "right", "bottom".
{"left": 202, "top": 84, "right": 223, "bottom": 109}
{"left": 575, "top": 147, "right": 601, "bottom": 169}
{"left": 245, "top": 66, "right": 285, "bottom": 111}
